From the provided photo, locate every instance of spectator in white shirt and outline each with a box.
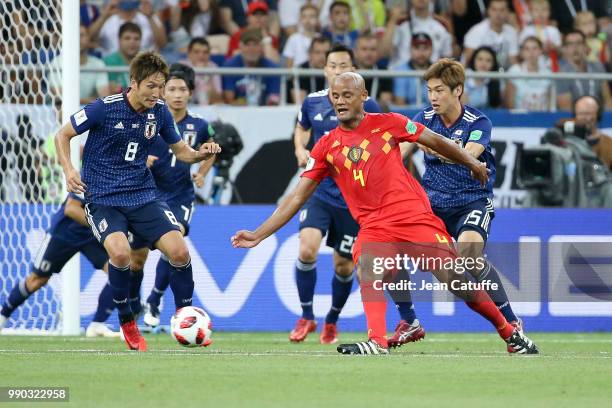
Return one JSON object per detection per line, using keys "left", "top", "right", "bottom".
{"left": 283, "top": 4, "right": 319, "bottom": 67}
{"left": 463, "top": 0, "right": 518, "bottom": 70}
{"left": 88, "top": 0, "right": 167, "bottom": 56}
{"left": 408, "top": 0, "right": 453, "bottom": 61}
{"left": 278, "top": 0, "right": 311, "bottom": 38}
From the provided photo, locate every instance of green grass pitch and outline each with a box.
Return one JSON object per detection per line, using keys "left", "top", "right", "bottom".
{"left": 1, "top": 332, "right": 611, "bottom": 407}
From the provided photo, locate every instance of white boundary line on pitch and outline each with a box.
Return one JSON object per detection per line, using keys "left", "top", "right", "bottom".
{"left": 0, "top": 350, "right": 610, "bottom": 359}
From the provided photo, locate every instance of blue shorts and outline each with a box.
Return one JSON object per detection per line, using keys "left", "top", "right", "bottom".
{"left": 433, "top": 198, "right": 494, "bottom": 242}
{"left": 32, "top": 233, "right": 107, "bottom": 277}
{"left": 129, "top": 199, "right": 195, "bottom": 249}
{"left": 84, "top": 201, "right": 180, "bottom": 248}
{"left": 299, "top": 196, "right": 358, "bottom": 260}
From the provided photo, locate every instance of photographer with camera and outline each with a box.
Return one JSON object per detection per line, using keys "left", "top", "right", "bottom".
{"left": 518, "top": 96, "right": 612, "bottom": 208}
{"left": 573, "top": 95, "right": 612, "bottom": 171}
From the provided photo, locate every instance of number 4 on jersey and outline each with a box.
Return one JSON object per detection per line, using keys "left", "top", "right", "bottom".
{"left": 353, "top": 169, "right": 365, "bottom": 187}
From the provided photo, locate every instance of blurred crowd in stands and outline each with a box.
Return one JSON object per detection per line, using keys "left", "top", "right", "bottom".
{"left": 1, "top": 0, "right": 612, "bottom": 110}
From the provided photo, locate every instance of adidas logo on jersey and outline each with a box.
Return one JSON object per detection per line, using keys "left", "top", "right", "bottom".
{"left": 313, "top": 113, "right": 323, "bottom": 121}
{"left": 114, "top": 122, "right": 124, "bottom": 130}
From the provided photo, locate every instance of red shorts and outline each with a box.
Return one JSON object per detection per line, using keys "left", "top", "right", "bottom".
{"left": 352, "top": 216, "right": 456, "bottom": 267}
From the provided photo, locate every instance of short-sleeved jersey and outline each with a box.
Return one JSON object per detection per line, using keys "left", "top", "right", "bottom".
{"left": 413, "top": 105, "right": 496, "bottom": 208}
{"left": 298, "top": 89, "right": 381, "bottom": 209}
{"left": 48, "top": 193, "right": 95, "bottom": 242}
{"left": 149, "top": 111, "right": 214, "bottom": 203}
{"left": 71, "top": 92, "right": 181, "bottom": 206}
{"left": 302, "top": 113, "right": 431, "bottom": 230}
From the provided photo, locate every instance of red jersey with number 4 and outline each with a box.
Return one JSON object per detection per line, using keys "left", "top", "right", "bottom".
{"left": 302, "top": 112, "right": 438, "bottom": 231}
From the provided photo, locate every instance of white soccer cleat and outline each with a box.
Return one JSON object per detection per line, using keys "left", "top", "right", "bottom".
{"left": 0, "top": 314, "right": 7, "bottom": 333}
{"left": 143, "top": 302, "right": 160, "bottom": 327}
{"left": 86, "top": 322, "right": 121, "bottom": 338}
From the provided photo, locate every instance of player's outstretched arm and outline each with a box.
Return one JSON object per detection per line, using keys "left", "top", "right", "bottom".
{"left": 418, "top": 128, "right": 489, "bottom": 185}
{"left": 170, "top": 140, "right": 222, "bottom": 164}
{"left": 232, "top": 177, "right": 319, "bottom": 248}
{"left": 55, "top": 123, "right": 87, "bottom": 193}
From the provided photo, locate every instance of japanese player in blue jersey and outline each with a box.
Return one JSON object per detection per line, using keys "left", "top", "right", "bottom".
{"left": 123, "top": 64, "right": 215, "bottom": 329}
{"left": 389, "top": 59, "right": 526, "bottom": 351}
{"left": 54, "top": 52, "right": 221, "bottom": 351}
{"left": 0, "top": 194, "right": 120, "bottom": 338}
{"left": 291, "top": 44, "right": 381, "bottom": 344}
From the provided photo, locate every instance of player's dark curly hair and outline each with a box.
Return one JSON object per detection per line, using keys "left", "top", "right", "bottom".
{"left": 129, "top": 51, "right": 169, "bottom": 85}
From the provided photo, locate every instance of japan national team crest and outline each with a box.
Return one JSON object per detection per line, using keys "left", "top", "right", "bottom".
{"left": 348, "top": 146, "right": 363, "bottom": 163}
{"left": 145, "top": 121, "right": 157, "bottom": 139}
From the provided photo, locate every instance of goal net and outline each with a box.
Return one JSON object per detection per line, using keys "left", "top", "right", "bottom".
{"left": 0, "top": 0, "right": 67, "bottom": 334}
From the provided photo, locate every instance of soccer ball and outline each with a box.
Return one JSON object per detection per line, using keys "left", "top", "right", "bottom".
{"left": 170, "top": 306, "right": 212, "bottom": 347}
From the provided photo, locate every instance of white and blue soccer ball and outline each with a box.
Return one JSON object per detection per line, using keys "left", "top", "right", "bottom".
{"left": 170, "top": 306, "right": 212, "bottom": 347}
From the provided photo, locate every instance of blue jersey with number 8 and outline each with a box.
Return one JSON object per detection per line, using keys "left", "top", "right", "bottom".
{"left": 70, "top": 92, "right": 181, "bottom": 206}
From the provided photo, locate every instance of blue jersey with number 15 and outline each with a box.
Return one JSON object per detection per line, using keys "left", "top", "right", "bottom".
{"left": 70, "top": 92, "right": 181, "bottom": 207}
{"left": 149, "top": 111, "right": 214, "bottom": 203}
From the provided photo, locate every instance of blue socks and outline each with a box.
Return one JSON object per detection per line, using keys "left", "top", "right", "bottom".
{"left": 93, "top": 283, "right": 115, "bottom": 323}
{"left": 295, "top": 259, "right": 316, "bottom": 320}
{"left": 169, "top": 259, "right": 194, "bottom": 310}
{"left": 108, "top": 262, "right": 132, "bottom": 321}
{"left": 395, "top": 302, "right": 417, "bottom": 324}
{"left": 1, "top": 278, "right": 34, "bottom": 318}
{"left": 325, "top": 271, "right": 354, "bottom": 324}
{"left": 129, "top": 269, "right": 144, "bottom": 315}
{"left": 146, "top": 256, "right": 172, "bottom": 308}
{"left": 477, "top": 261, "right": 518, "bottom": 323}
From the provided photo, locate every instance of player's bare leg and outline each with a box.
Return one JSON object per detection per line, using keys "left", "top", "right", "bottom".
{"left": 290, "top": 227, "right": 321, "bottom": 342}
{"left": 104, "top": 232, "right": 146, "bottom": 351}
{"left": 154, "top": 231, "right": 194, "bottom": 312}
{"left": 320, "top": 252, "right": 354, "bottom": 344}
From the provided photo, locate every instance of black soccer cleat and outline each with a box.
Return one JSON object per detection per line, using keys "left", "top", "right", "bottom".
{"left": 337, "top": 340, "right": 389, "bottom": 355}
{"left": 505, "top": 329, "right": 539, "bottom": 354}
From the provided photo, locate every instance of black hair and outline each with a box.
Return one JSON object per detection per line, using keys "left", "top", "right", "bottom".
{"left": 188, "top": 37, "right": 210, "bottom": 52}
{"left": 325, "top": 43, "right": 357, "bottom": 67}
{"left": 118, "top": 22, "right": 142, "bottom": 39}
{"left": 468, "top": 46, "right": 502, "bottom": 108}
{"left": 168, "top": 63, "right": 195, "bottom": 91}
{"left": 309, "top": 36, "right": 331, "bottom": 52}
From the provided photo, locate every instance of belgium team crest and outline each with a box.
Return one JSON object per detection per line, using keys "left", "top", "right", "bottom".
{"left": 348, "top": 146, "right": 363, "bottom": 163}
{"left": 145, "top": 121, "right": 157, "bottom": 139}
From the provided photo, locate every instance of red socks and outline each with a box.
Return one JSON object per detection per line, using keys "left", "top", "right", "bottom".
{"left": 360, "top": 282, "right": 388, "bottom": 348}
{"left": 466, "top": 290, "right": 514, "bottom": 339}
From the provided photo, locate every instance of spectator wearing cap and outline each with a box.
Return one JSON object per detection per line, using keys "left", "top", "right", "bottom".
{"left": 220, "top": 0, "right": 280, "bottom": 36}
{"left": 88, "top": 0, "right": 167, "bottom": 56}
{"left": 226, "top": 1, "right": 280, "bottom": 63}
{"left": 222, "top": 28, "right": 281, "bottom": 106}
{"left": 182, "top": 37, "right": 223, "bottom": 105}
{"left": 463, "top": 0, "right": 518, "bottom": 70}
{"left": 321, "top": 1, "right": 359, "bottom": 49}
{"left": 392, "top": 33, "right": 433, "bottom": 106}
{"left": 354, "top": 33, "right": 392, "bottom": 106}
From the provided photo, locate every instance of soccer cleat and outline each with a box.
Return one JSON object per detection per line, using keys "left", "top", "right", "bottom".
{"left": 143, "top": 303, "right": 161, "bottom": 327}
{"left": 507, "top": 318, "right": 524, "bottom": 353}
{"left": 120, "top": 320, "right": 148, "bottom": 351}
{"left": 289, "top": 318, "right": 317, "bottom": 342}
{"left": 86, "top": 322, "right": 121, "bottom": 338}
{"left": 319, "top": 323, "right": 338, "bottom": 344}
{"left": 337, "top": 339, "right": 389, "bottom": 355}
{"left": 388, "top": 319, "right": 426, "bottom": 348}
{"left": 0, "top": 314, "right": 7, "bottom": 332}
{"left": 505, "top": 328, "right": 539, "bottom": 354}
